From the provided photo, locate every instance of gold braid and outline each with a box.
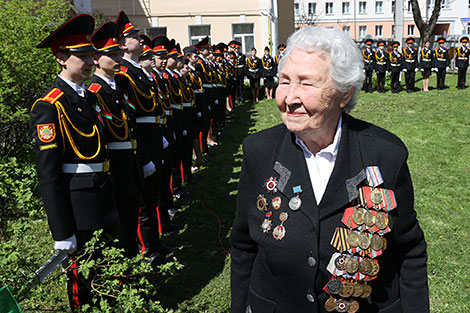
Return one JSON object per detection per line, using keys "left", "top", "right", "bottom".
{"left": 95, "top": 93, "right": 129, "bottom": 141}
{"left": 122, "top": 73, "right": 157, "bottom": 113}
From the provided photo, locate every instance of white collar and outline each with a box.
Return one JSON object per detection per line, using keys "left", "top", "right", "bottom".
{"left": 188, "top": 64, "right": 196, "bottom": 71}
{"left": 142, "top": 68, "right": 154, "bottom": 81}
{"left": 58, "top": 75, "right": 86, "bottom": 97}
{"left": 94, "top": 73, "right": 116, "bottom": 90}
{"left": 295, "top": 115, "right": 342, "bottom": 158}
{"left": 123, "top": 57, "right": 141, "bottom": 69}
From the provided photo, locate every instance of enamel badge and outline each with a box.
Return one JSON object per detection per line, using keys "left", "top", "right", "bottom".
{"left": 272, "top": 196, "right": 282, "bottom": 210}
{"left": 256, "top": 195, "right": 268, "bottom": 212}
{"left": 37, "top": 123, "right": 56, "bottom": 143}
{"left": 264, "top": 177, "right": 278, "bottom": 194}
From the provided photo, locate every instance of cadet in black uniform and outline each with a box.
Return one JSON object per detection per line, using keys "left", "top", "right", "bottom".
{"left": 275, "top": 44, "right": 286, "bottom": 71}
{"left": 388, "top": 41, "right": 403, "bottom": 93}
{"left": 374, "top": 40, "right": 388, "bottom": 93}
{"left": 262, "top": 46, "right": 276, "bottom": 100}
{"left": 114, "top": 11, "right": 171, "bottom": 267}
{"left": 32, "top": 14, "right": 118, "bottom": 309}
{"left": 233, "top": 41, "right": 246, "bottom": 103}
{"left": 246, "top": 47, "right": 261, "bottom": 103}
{"left": 402, "top": 38, "right": 418, "bottom": 92}
{"left": 89, "top": 21, "right": 144, "bottom": 257}
{"left": 455, "top": 36, "right": 469, "bottom": 89}
{"left": 432, "top": 37, "right": 449, "bottom": 90}
{"left": 419, "top": 40, "right": 433, "bottom": 92}
{"left": 361, "top": 39, "right": 375, "bottom": 93}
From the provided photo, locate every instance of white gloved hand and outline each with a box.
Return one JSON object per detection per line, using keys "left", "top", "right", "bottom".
{"left": 197, "top": 112, "right": 202, "bottom": 118}
{"left": 362, "top": 69, "right": 365, "bottom": 73}
{"left": 182, "top": 130, "right": 188, "bottom": 136}
{"left": 415, "top": 68, "right": 418, "bottom": 72}
{"left": 54, "top": 234, "right": 77, "bottom": 254}
{"left": 403, "top": 69, "right": 407, "bottom": 72}
{"left": 173, "top": 132, "right": 176, "bottom": 140}
{"left": 143, "top": 161, "right": 156, "bottom": 178}
{"left": 214, "top": 99, "right": 219, "bottom": 105}
{"left": 432, "top": 68, "right": 437, "bottom": 72}
{"left": 208, "top": 105, "right": 212, "bottom": 111}
{"left": 162, "top": 136, "right": 169, "bottom": 149}
{"left": 446, "top": 67, "right": 449, "bottom": 71}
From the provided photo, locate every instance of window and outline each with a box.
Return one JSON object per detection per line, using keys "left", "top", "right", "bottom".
{"left": 407, "top": 0, "right": 412, "bottom": 12}
{"left": 375, "top": 25, "right": 383, "bottom": 37}
{"left": 428, "top": 0, "right": 449, "bottom": 8}
{"left": 376, "top": 1, "right": 383, "bottom": 13}
{"left": 294, "top": 3, "right": 300, "bottom": 15}
{"left": 343, "top": 2, "right": 350, "bottom": 14}
{"left": 359, "top": 1, "right": 367, "bottom": 13}
{"left": 359, "top": 26, "right": 367, "bottom": 37}
{"left": 308, "top": 2, "right": 316, "bottom": 15}
{"left": 343, "top": 26, "right": 351, "bottom": 35}
{"left": 392, "top": 25, "right": 395, "bottom": 36}
{"left": 232, "top": 23, "right": 254, "bottom": 54}
{"left": 189, "top": 25, "right": 211, "bottom": 45}
{"left": 392, "top": 0, "right": 395, "bottom": 13}
{"left": 326, "top": 2, "right": 333, "bottom": 14}
{"left": 468, "top": 24, "right": 470, "bottom": 34}
{"left": 408, "top": 24, "right": 415, "bottom": 36}
{"left": 146, "top": 27, "right": 167, "bottom": 38}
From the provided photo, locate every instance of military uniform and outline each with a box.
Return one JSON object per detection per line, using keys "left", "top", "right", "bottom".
{"left": 361, "top": 39, "right": 375, "bottom": 93}
{"left": 262, "top": 52, "right": 276, "bottom": 89}
{"left": 246, "top": 55, "right": 262, "bottom": 87}
{"left": 455, "top": 36, "right": 469, "bottom": 89}
{"left": 89, "top": 21, "right": 144, "bottom": 257}
{"left": 32, "top": 14, "right": 117, "bottom": 309}
{"left": 275, "top": 44, "right": 286, "bottom": 74}
{"left": 234, "top": 41, "right": 246, "bottom": 103}
{"left": 433, "top": 37, "right": 449, "bottom": 90}
{"left": 419, "top": 45, "right": 433, "bottom": 79}
{"left": 374, "top": 41, "right": 388, "bottom": 93}
{"left": 388, "top": 41, "right": 403, "bottom": 93}
{"left": 402, "top": 38, "right": 418, "bottom": 92}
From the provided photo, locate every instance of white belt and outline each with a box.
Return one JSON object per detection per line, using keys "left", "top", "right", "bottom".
{"left": 108, "top": 140, "right": 136, "bottom": 150}
{"left": 194, "top": 89, "right": 204, "bottom": 94}
{"left": 171, "top": 104, "right": 182, "bottom": 110}
{"left": 264, "top": 67, "right": 273, "bottom": 70}
{"left": 165, "top": 109, "right": 172, "bottom": 116}
{"left": 423, "top": 59, "right": 431, "bottom": 62}
{"left": 182, "top": 102, "right": 192, "bottom": 107}
{"left": 236, "top": 65, "right": 244, "bottom": 68}
{"left": 159, "top": 117, "right": 167, "bottom": 125}
{"left": 248, "top": 69, "right": 259, "bottom": 72}
{"left": 212, "top": 84, "right": 217, "bottom": 88}
{"left": 377, "top": 62, "right": 385, "bottom": 65}
{"left": 458, "top": 57, "right": 468, "bottom": 60}
{"left": 62, "top": 161, "right": 109, "bottom": 173}
{"left": 364, "top": 60, "right": 372, "bottom": 63}
{"left": 405, "top": 60, "right": 415, "bottom": 63}
{"left": 391, "top": 64, "right": 400, "bottom": 67}
{"left": 136, "top": 116, "right": 157, "bottom": 123}
{"left": 437, "top": 58, "right": 445, "bottom": 61}
{"left": 216, "top": 83, "right": 222, "bottom": 87}
{"left": 202, "top": 84, "right": 212, "bottom": 88}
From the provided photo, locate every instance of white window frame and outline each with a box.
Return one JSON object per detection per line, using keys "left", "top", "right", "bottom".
{"left": 343, "top": 26, "right": 351, "bottom": 35}
{"left": 359, "top": 1, "right": 367, "bottom": 14}
{"left": 232, "top": 23, "right": 255, "bottom": 55}
{"left": 375, "top": 25, "right": 383, "bottom": 37}
{"left": 326, "top": 2, "right": 334, "bottom": 15}
{"left": 188, "top": 25, "right": 211, "bottom": 45}
{"left": 359, "top": 25, "right": 367, "bottom": 37}
{"left": 343, "top": 2, "right": 350, "bottom": 14}
{"left": 375, "top": 1, "right": 383, "bottom": 13}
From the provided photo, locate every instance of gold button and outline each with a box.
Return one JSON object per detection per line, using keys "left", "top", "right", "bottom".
{"left": 105, "top": 144, "right": 108, "bottom": 149}
{"left": 77, "top": 107, "right": 83, "bottom": 112}
{"left": 116, "top": 100, "right": 119, "bottom": 104}
{"left": 133, "top": 151, "right": 137, "bottom": 155}
{"left": 131, "top": 128, "right": 134, "bottom": 132}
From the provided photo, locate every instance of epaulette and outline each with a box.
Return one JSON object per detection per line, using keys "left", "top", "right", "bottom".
{"left": 197, "top": 59, "right": 203, "bottom": 64}
{"left": 87, "top": 83, "right": 102, "bottom": 94}
{"left": 173, "top": 73, "right": 179, "bottom": 79}
{"left": 118, "top": 65, "right": 128, "bottom": 75}
{"left": 163, "top": 72, "right": 169, "bottom": 79}
{"left": 42, "top": 88, "right": 64, "bottom": 105}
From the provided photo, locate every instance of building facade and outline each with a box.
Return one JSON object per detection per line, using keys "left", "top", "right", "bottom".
{"left": 294, "top": 0, "right": 470, "bottom": 41}
{"left": 74, "top": 0, "right": 294, "bottom": 55}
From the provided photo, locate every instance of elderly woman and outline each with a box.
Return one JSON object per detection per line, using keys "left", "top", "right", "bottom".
{"left": 230, "top": 27, "right": 429, "bottom": 313}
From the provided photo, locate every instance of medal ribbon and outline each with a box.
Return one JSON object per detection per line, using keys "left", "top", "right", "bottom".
{"left": 366, "top": 166, "right": 383, "bottom": 187}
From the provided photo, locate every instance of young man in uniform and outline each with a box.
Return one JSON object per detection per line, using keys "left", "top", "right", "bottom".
{"left": 261, "top": 46, "right": 276, "bottom": 100}
{"left": 432, "top": 37, "right": 449, "bottom": 90}
{"left": 402, "top": 37, "right": 418, "bottom": 92}
{"left": 388, "top": 41, "right": 403, "bottom": 93}
{"left": 233, "top": 41, "right": 246, "bottom": 103}
{"left": 246, "top": 47, "right": 261, "bottom": 103}
{"left": 374, "top": 40, "right": 388, "bottom": 93}
{"left": 361, "top": 39, "right": 375, "bottom": 93}
{"left": 455, "top": 36, "right": 469, "bottom": 89}
{"left": 32, "top": 14, "right": 117, "bottom": 309}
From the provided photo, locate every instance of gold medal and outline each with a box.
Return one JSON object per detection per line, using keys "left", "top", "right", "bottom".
{"left": 279, "top": 212, "right": 288, "bottom": 222}
{"left": 361, "top": 284, "right": 372, "bottom": 298}
{"left": 256, "top": 195, "right": 268, "bottom": 212}
{"left": 347, "top": 231, "right": 359, "bottom": 248}
{"left": 364, "top": 210, "right": 376, "bottom": 227}
{"left": 358, "top": 232, "right": 371, "bottom": 250}
{"left": 382, "top": 237, "right": 388, "bottom": 251}
{"left": 375, "top": 212, "right": 388, "bottom": 230}
{"left": 324, "top": 297, "right": 337, "bottom": 312}
{"left": 352, "top": 282, "right": 363, "bottom": 297}
{"left": 335, "top": 254, "right": 347, "bottom": 270}
{"left": 370, "top": 189, "right": 383, "bottom": 205}
{"left": 359, "top": 259, "right": 372, "bottom": 275}
{"left": 370, "top": 235, "right": 384, "bottom": 251}
{"left": 369, "top": 260, "right": 380, "bottom": 276}
{"left": 352, "top": 207, "right": 365, "bottom": 225}
{"left": 339, "top": 280, "right": 354, "bottom": 297}
{"left": 335, "top": 299, "right": 350, "bottom": 313}
{"left": 348, "top": 300, "right": 360, "bottom": 313}
{"left": 260, "top": 218, "right": 272, "bottom": 233}
{"left": 345, "top": 257, "right": 359, "bottom": 274}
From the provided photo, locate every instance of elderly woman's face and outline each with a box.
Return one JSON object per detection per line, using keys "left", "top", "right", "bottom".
{"left": 276, "top": 49, "right": 349, "bottom": 136}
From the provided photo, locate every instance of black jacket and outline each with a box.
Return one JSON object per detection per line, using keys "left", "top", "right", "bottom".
{"left": 433, "top": 47, "right": 449, "bottom": 69}
{"left": 246, "top": 56, "right": 262, "bottom": 79}
{"left": 262, "top": 55, "right": 276, "bottom": 78}
{"left": 362, "top": 49, "right": 375, "bottom": 71}
{"left": 374, "top": 50, "right": 388, "bottom": 73}
{"left": 455, "top": 46, "right": 470, "bottom": 68}
{"left": 402, "top": 46, "right": 418, "bottom": 70}
{"left": 231, "top": 113, "right": 429, "bottom": 313}
{"left": 30, "top": 77, "right": 117, "bottom": 241}
{"left": 388, "top": 50, "right": 403, "bottom": 72}
{"left": 419, "top": 48, "right": 433, "bottom": 69}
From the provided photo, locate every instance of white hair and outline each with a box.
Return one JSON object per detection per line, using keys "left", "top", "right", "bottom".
{"left": 279, "top": 26, "right": 364, "bottom": 112}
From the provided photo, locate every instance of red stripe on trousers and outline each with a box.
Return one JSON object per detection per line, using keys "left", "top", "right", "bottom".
{"left": 69, "top": 256, "right": 80, "bottom": 308}
{"left": 137, "top": 207, "right": 146, "bottom": 256}
{"left": 156, "top": 206, "right": 162, "bottom": 235}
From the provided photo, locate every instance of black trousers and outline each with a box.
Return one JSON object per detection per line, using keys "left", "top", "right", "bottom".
{"left": 236, "top": 73, "right": 245, "bottom": 102}
{"left": 116, "top": 192, "right": 140, "bottom": 257}
{"left": 390, "top": 71, "right": 401, "bottom": 92}
{"left": 404, "top": 70, "right": 416, "bottom": 91}
{"left": 363, "top": 68, "right": 373, "bottom": 92}
{"left": 457, "top": 66, "right": 468, "bottom": 88}
{"left": 170, "top": 109, "right": 184, "bottom": 189}
{"left": 436, "top": 68, "right": 446, "bottom": 89}
{"left": 376, "top": 72, "right": 386, "bottom": 92}
{"left": 139, "top": 173, "right": 161, "bottom": 255}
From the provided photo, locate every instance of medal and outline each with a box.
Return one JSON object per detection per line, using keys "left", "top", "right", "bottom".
{"left": 335, "top": 299, "right": 350, "bottom": 313}
{"left": 364, "top": 209, "right": 376, "bottom": 227}
{"left": 272, "top": 196, "right": 281, "bottom": 210}
{"left": 348, "top": 300, "right": 360, "bottom": 313}
{"left": 256, "top": 194, "right": 268, "bottom": 212}
{"left": 358, "top": 232, "right": 371, "bottom": 250}
{"left": 375, "top": 212, "right": 388, "bottom": 230}
{"left": 368, "top": 260, "right": 380, "bottom": 276}
{"left": 360, "top": 284, "right": 372, "bottom": 298}
{"left": 273, "top": 212, "right": 288, "bottom": 240}
{"left": 264, "top": 177, "right": 278, "bottom": 194}
{"left": 358, "top": 259, "right": 372, "bottom": 275}
{"left": 352, "top": 207, "right": 365, "bottom": 225}
{"left": 347, "top": 231, "right": 359, "bottom": 248}
{"left": 352, "top": 282, "right": 363, "bottom": 297}
{"left": 324, "top": 297, "right": 337, "bottom": 312}
{"left": 335, "top": 254, "right": 347, "bottom": 270}
{"left": 289, "top": 185, "right": 303, "bottom": 211}
{"left": 370, "top": 189, "right": 383, "bottom": 205}
{"left": 260, "top": 212, "right": 272, "bottom": 233}
{"left": 370, "top": 235, "right": 384, "bottom": 251}
{"left": 327, "top": 279, "right": 343, "bottom": 295}
{"left": 339, "top": 280, "right": 354, "bottom": 297}
{"left": 345, "top": 257, "right": 359, "bottom": 274}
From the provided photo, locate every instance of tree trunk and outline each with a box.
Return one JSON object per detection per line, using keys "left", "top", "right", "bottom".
{"left": 411, "top": 0, "right": 443, "bottom": 47}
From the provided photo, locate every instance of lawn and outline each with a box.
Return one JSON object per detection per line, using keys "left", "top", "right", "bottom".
{"left": 5, "top": 73, "right": 470, "bottom": 312}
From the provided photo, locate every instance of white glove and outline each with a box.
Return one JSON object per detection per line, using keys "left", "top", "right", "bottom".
{"left": 446, "top": 67, "right": 449, "bottom": 71}
{"left": 54, "top": 234, "right": 77, "bottom": 254}
{"left": 143, "top": 161, "right": 156, "bottom": 178}
{"left": 214, "top": 99, "right": 219, "bottom": 105}
{"left": 415, "top": 68, "right": 418, "bottom": 72}
{"left": 403, "top": 69, "right": 407, "bottom": 72}
{"left": 182, "top": 130, "right": 188, "bottom": 136}
{"left": 387, "top": 71, "right": 391, "bottom": 75}
{"left": 432, "top": 68, "right": 437, "bottom": 72}
{"left": 208, "top": 105, "right": 212, "bottom": 111}
{"left": 173, "top": 132, "right": 176, "bottom": 140}
{"left": 162, "top": 136, "right": 169, "bottom": 149}
{"left": 197, "top": 112, "right": 202, "bottom": 118}
{"left": 362, "top": 69, "right": 365, "bottom": 73}
{"left": 420, "top": 68, "right": 424, "bottom": 71}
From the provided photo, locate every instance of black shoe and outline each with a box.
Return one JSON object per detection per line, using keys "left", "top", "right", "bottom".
{"left": 145, "top": 252, "right": 170, "bottom": 269}
{"left": 156, "top": 244, "right": 178, "bottom": 256}
{"left": 168, "top": 207, "right": 182, "bottom": 219}
{"left": 161, "top": 223, "right": 185, "bottom": 236}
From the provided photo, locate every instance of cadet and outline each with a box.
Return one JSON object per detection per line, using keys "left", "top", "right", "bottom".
{"left": 388, "top": 41, "right": 403, "bottom": 93}
{"left": 233, "top": 41, "right": 246, "bottom": 103}
{"left": 114, "top": 11, "right": 171, "bottom": 268}
{"left": 261, "top": 46, "right": 276, "bottom": 100}
{"left": 275, "top": 44, "right": 286, "bottom": 69}
{"left": 455, "top": 36, "right": 469, "bottom": 89}
{"left": 362, "top": 39, "right": 375, "bottom": 93}
{"left": 419, "top": 39, "right": 433, "bottom": 92}
{"left": 432, "top": 37, "right": 449, "bottom": 90}
{"left": 246, "top": 47, "right": 261, "bottom": 103}
{"left": 374, "top": 40, "right": 388, "bottom": 93}
{"left": 89, "top": 21, "right": 144, "bottom": 257}
{"left": 32, "top": 14, "right": 117, "bottom": 309}
{"left": 402, "top": 37, "right": 418, "bottom": 92}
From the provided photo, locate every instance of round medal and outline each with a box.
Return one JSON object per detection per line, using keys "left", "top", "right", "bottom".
{"left": 345, "top": 257, "right": 359, "bottom": 274}
{"left": 352, "top": 282, "right": 364, "bottom": 297}
{"left": 368, "top": 260, "right": 380, "bottom": 276}
{"left": 361, "top": 284, "right": 372, "bottom": 298}
{"left": 272, "top": 225, "right": 286, "bottom": 240}
{"left": 375, "top": 212, "right": 388, "bottom": 230}
{"left": 364, "top": 210, "right": 376, "bottom": 227}
{"left": 347, "top": 231, "right": 360, "bottom": 248}
{"left": 370, "top": 189, "right": 383, "bottom": 205}
{"left": 335, "top": 299, "right": 350, "bottom": 313}
{"left": 348, "top": 300, "right": 360, "bottom": 313}
{"left": 370, "top": 235, "right": 384, "bottom": 251}
{"left": 359, "top": 259, "right": 372, "bottom": 275}
{"left": 335, "top": 255, "right": 347, "bottom": 270}
{"left": 358, "top": 232, "right": 371, "bottom": 250}
{"left": 289, "top": 196, "right": 301, "bottom": 211}
{"left": 352, "top": 208, "right": 365, "bottom": 225}
{"left": 339, "top": 280, "right": 354, "bottom": 297}
{"left": 324, "top": 297, "right": 337, "bottom": 312}
{"left": 327, "top": 279, "right": 343, "bottom": 295}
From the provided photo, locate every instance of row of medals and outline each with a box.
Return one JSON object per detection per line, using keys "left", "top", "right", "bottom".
{"left": 325, "top": 188, "right": 393, "bottom": 313}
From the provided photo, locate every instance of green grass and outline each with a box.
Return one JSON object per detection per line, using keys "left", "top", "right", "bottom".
{"left": 6, "top": 73, "right": 470, "bottom": 312}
